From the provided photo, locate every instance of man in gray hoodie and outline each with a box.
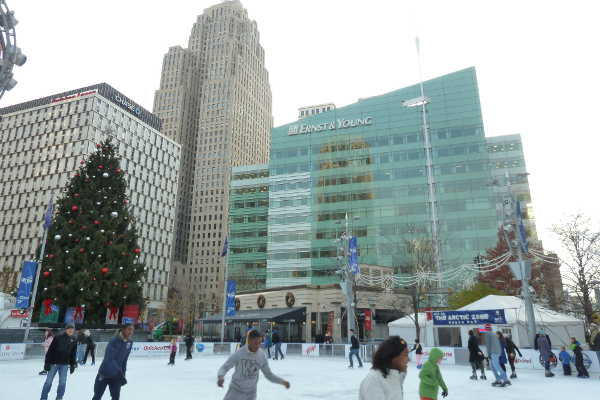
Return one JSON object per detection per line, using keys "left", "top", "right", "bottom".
{"left": 484, "top": 329, "right": 510, "bottom": 387}
{"left": 217, "top": 329, "right": 290, "bottom": 400}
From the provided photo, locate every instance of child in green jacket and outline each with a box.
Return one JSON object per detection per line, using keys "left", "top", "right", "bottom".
{"left": 419, "top": 348, "right": 448, "bottom": 400}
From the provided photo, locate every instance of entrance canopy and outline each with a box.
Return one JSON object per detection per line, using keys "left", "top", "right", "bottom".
{"left": 201, "top": 307, "right": 306, "bottom": 323}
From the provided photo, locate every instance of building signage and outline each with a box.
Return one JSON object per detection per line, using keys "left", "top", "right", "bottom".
{"left": 432, "top": 309, "right": 506, "bottom": 326}
{"left": 114, "top": 94, "right": 142, "bottom": 116}
{"left": 51, "top": 89, "right": 97, "bottom": 104}
{"left": 288, "top": 116, "right": 373, "bottom": 135}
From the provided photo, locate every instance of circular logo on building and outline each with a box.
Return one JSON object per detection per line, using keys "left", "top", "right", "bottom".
{"left": 235, "top": 297, "right": 241, "bottom": 311}
{"left": 285, "top": 292, "right": 295, "bottom": 308}
{"left": 257, "top": 295, "right": 266, "bottom": 309}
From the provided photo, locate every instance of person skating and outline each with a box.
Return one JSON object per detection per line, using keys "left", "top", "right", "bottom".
{"left": 558, "top": 346, "right": 572, "bottom": 376}
{"left": 467, "top": 330, "right": 486, "bottom": 380}
{"left": 91, "top": 324, "right": 134, "bottom": 400}
{"left": 76, "top": 328, "right": 86, "bottom": 365}
{"left": 168, "top": 338, "right": 177, "bottom": 366}
{"left": 272, "top": 327, "right": 284, "bottom": 360}
{"left": 410, "top": 338, "right": 424, "bottom": 369}
{"left": 217, "top": 329, "right": 290, "bottom": 400}
{"left": 263, "top": 329, "right": 272, "bottom": 359}
{"left": 535, "top": 329, "right": 554, "bottom": 377}
{"left": 348, "top": 328, "right": 363, "bottom": 368}
{"left": 39, "top": 328, "right": 55, "bottom": 375}
{"left": 505, "top": 334, "right": 522, "bottom": 379}
{"left": 82, "top": 329, "right": 96, "bottom": 366}
{"left": 359, "top": 336, "right": 409, "bottom": 400}
{"left": 485, "top": 329, "right": 511, "bottom": 387}
{"left": 418, "top": 348, "right": 448, "bottom": 400}
{"left": 39, "top": 324, "right": 78, "bottom": 400}
{"left": 570, "top": 337, "right": 589, "bottom": 378}
{"left": 497, "top": 331, "right": 509, "bottom": 375}
{"left": 184, "top": 333, "right": 195, "bottom": 360}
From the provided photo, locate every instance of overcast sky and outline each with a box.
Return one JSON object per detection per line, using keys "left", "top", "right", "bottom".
{"left": 5, "top": 0, "right": 600, "bottom": 255}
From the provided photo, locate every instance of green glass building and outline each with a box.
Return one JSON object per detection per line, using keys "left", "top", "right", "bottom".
{"left": 228, "top": 67, "right": 536, "bottom": 292}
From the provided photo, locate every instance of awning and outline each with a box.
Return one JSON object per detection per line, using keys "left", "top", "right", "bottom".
{"left": 200, "top": 307, "right": 306, "bottom": 323}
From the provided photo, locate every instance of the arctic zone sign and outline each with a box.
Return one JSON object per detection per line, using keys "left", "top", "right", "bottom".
{"left": 288, "top": 117, "right": 373, "bottom": 135}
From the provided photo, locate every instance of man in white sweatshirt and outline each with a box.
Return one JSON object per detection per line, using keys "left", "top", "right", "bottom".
{"left": 359, "top": 336, "right": 409, "bottom": 400}
{"left": 217, "top": 329, "right": 290, "bottom": 400}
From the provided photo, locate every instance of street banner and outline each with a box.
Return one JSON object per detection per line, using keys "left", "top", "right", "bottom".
{"left": 348, "top": 236, "right": 359, "bottom": 274}
{"left": 327, "top": 311, "right": 334, "bottom": 336}
{"left": 364, "top": 309, "right": 373, "bottom": 331}
{"left": 122, "top": 304, "right": 140, "bottom": 325}
{"left": 64, "top": 306, "right": 85, "bottom": 325}
{"left": 226, "top": 280, "right": 236, "bottom": 317}
{"left": 39, "top": 304, "right": 59, "bottom": 323}
{"left": 15, "top": 260, "right": 38, "bottom": 309}
{"left": 432, "top": 309, "right": 506, "bottom": 326}
{"left": 516, "top": 200, "right": 529, "bottom": 253}
{"left": 105, "top": 306, "right": 119, "bottom": 325}
{"left": 302, "top": 343, "right": 319, "bottom": 357}
{"left": 0, "top": 344, "right": 26, "bottom": 361}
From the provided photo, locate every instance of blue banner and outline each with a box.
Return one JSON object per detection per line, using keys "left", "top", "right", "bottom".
{"left": 516, "top": 201, "right": 529, "bottom": 253}
{"left": 225, "top": 280, "right": 236, "bottom": 316}
{"left": 432, "top": 309, "right": 507, "bottom": 326}
{"left": 221, "top": 238, "right": 228, "bottom": 257}
{"left": 15, "top": 261, "right": 38, "bottom": 309}
{"left": 348, "top": 236, "right": 359, "bottom": 274}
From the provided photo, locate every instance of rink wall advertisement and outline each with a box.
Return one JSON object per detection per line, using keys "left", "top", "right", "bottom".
{"left": 194, "top": 343, "right": 214, "bottom": 355}
{"left": 422, "top": 347, "right": 456, "bottom": 365}
{"left": 0, "top": 344, "right": 26, "bottom": 361}
{"left": 513, "top": 349, "right": 600, "bottom": 372}
{"left": 302, "top": 344, "right": 319, "bottom": 357}
{"left": 130, "top": 342, "right": 172, "bottom": 357}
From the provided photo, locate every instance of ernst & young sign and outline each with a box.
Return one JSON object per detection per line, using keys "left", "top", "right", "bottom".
{"left": 288, "top": 116, "right": 373, "bottom": 136}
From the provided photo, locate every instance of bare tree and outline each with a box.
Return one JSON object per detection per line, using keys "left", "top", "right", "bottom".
{"left": 165, "top": 273, "right": 203, "bottom": 335}
{"left": 553, "top": 214, "right": 600, "bottom": 328}
{"left": 0, "top": 267, "right": 19, "bottom": 294}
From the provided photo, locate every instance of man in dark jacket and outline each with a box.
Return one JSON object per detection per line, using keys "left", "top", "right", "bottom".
{"left": 40, "top": 324, "right": 78, "bottom": 400}
{"left": 184, "top": 334, "right": 195, "bottom": 360}
{"left": 535, "top": 330, "right": 554, "bottom": 377}
{"left": 467, "top": 330, "right": 486, "bottom": 380}
{"left": 348, "top": 329, "right": 363, "bottom": 368}
{"left": 570, "top": 337, "right": 590, "bottom": 378}
{"left": 505, "top": 334, "right": 522, "bottom": 379}
{"left": 82, "top": 330, "right": 96, "bottom": 366}
{"left": 92, "top": 324, "right": 134, "bottom": 400}
{"left": 272, "top": 328, "right": 285, "bottom": 360}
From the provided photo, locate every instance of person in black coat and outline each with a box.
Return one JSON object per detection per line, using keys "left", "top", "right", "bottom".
{"left": 184, "top": 334, "right": 195, "bottom": 360}
{"left": 570, "top": 337, "right": 590, "bottom": 378}
{"left": 82, "top": 329, "right": 96, "bottom": 366}
{"left": 505, "top": 334, "right": 522, "bottom": 378}
{"left": 348, "top": 329, "right": 363, "bottom": 368}
{"left": 272, "top": 328, "right": 285, "bottom": 360}
{"left": 467, "top": 330, "right": 486, "bottom": 380}
{"left": 39, "top": 324, "right": 78, "bottom": 400}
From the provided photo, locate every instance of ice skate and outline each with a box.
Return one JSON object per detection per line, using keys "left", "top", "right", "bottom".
{"left": 470, "top": 373, "right": 477, "bottom": 380}
{"left": 480, "top": 374, "right": 487, "bottom": 380}
{"left": 501, "top": 380, "right": 512, "bottom": 387}
{"left": 491, "top": 380, "right": 503, "bottom": 387}
{"left": 510, "top": 372, "right": 517, "bottom": 379}
{"left": 545, "top": 370, "right": 555, "bottom": 377}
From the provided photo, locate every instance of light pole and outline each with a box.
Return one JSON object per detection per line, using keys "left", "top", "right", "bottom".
{"left": 336, "top": 214, "right": 359, "bottom": 341}
{"left": 0, "top": 0, "right": 27, "bottom": 100}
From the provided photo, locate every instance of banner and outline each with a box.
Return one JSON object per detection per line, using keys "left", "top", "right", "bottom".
{"left": 39, "top": 305, "right": 59, "bottom": 323}
{"left": 302, "top": 343, "right": 319, "bottom": 357}
{"left": 130, "top": 342, "right": 171, "bottom": 357}
{"left": 64, "top": 307, "right": 85, "bottom": 325}
{"left": 432, "top": 309, "right": 506, "bottom": 326}
{"left": 422, "top": 347, "right": 455, "bottom": 365}
{"left": 0, "top": 344, "right": 26, "bottom": 361}
{"left": 364, "top": 309, "right": 372, "bottom": 331}
{"left": 327, "top": 311, "right": 334, "bottom": 336}
{"left": 194, "top": 343, "right": 214, "bottom": 355}
{"left": 15, "top": 261, "right": 38, "bottom": 309}
{"left": 10, "top": 309, "right": 29, "bottom": 319}
{"left": 348, "top": 236, "right": 359, "bottom": 274}
{"left": 226, "top": 280, "right": 236, "bottom": 317}
{"left": 516, "top": 200, "right": 529, "bottom": 253}
{"left": 122, "top": 304, "right": 140, "bottom": 325}
{"left": 105, "top": 306, "right": 119, "bottom": 325}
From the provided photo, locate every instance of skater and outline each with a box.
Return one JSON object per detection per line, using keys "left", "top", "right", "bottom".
{"left": 418, "top": 348, "right": 448, "bottom": 400}
{"left": 348, "top": 328, "right": 363, "bottom": 368}
{"left": 558, "top": 346, "right": 572, "bottom": 376}
{"left": 76, "top": 328, "right": 86, "bottom": 364}
{"left": 467, "top": 330, "right": 486, "bottom": 380}
{"left": 570, "top": 337, "right": 589, "bottom": 378}
{"left": 39, "top": 328, "right": 55, "bottom": 375}
{"left": 359, "top": 336, "right": 409, "bottom": 400}
{"left": 485, "top": 329, "right": 511, "bottom": 387}
{"left": 39, "top": 324, "right": 78, "bottom": 400}
{"left": 505, "top": 334, "right": 522, "bottom": 379}
{"left": 184, "top": 333, "right": 195, "bottom": 360}
{"left": 411, "top": 338, "right": 424, "bottom": 369}
{"left": 92, "top": 324, "right": 134, "bottom": 400}
{"left": 217, "top": 329, "right": 290, "bottom": 400}
{"left": 272, "top": 327, "right": 284, "bottom": 360}
{"left": 168, "top": 338, "right": 177, "bottom": 366}
{"left": 263, "top": 329, "right": 272, "bottom": 359}
{"left": 82, "top": 329, "right": 96, "bottom": 366}
{"left": 535, "top": 329, "right": 554, "bottom": 377}
{"left": 497, "top": 331, "right": 508, "bottom": 373}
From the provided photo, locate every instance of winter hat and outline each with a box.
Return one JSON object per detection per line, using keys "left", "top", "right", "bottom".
{"left": 65, "top": 323, "right": 75, "bottom": 329}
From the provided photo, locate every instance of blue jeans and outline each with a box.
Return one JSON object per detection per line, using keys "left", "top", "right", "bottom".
{"left": 40, "top": 364, "right": 68, "bottom": 400}
{"left": 349, "top": 348, "right": 363, "bottom": 367}
{"left": 490, "top": 353, "right": 508, "bottom": 382}
{"left": 77, "top": 344, "right": 85, "bottom": 363}
{"left": 92, "top": 374, "right": 122, "bottom": 400}
{"left": 274, "top": 343, "right": 284, "bottom": 359}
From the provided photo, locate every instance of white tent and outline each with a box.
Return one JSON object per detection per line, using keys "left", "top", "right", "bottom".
{"left": 388, "top": 295, "right": 586, "bottom": 349}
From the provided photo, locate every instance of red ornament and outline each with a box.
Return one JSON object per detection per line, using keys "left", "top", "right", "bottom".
{"left": 48, "top": 254, "right": 55, "bottom": 259}
{"left": 123, "top": 199, "right": 129, "bottom": 204}
{"left": 133, "top": 248, "right": 142, "bottom": 255}
{"left": 79, "top": 248, "right": 85, "bottom": 253}
{"left": 107, "top": 241, "right": 113, "bottom": 245}
{"left": 80, "top": 160, "right": 85, "bottom": 164}
{"left": 116, "top": 168, "right": 122, "bottom": 173}
{"left": 113, "top": 282, "right": 118, "bottom": 286}
{"left": 81, "top": 225, "right": 87, "bottom": 230}
{"left": 42, "top": 299, "right": 54, "bottom": 315}
{"left": 121, "top": 252, "right": 127, "bottom": 256}
{"left": 74, "top": 173, "right": 80, "bottom": 177}
{"left": 98, "top": 165, "right": 104, "bottom": 169}
{"left": 68, "top": 219, "right": 75, "bottom": 224}
{"left": 101, "top": 267, "right": 109, "bottom": 274}
{"left": 96, "top": 144, "right": 102, "bottom": 148}
{"left": 93, "top": 220, "right": 100, "bottom": 225}
{"left": 43, "top": 271, "right": 50, "bottom": 277}
{"left": 71, "top": 205, "right": 79, "bottom": 212}
{"left": 123, "top": 284, "right": 128, "bottom": 289}
{"left": 74, "top": 193, "right": 80, "bottom": 198}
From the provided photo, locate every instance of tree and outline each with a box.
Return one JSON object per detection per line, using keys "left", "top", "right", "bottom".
{"left": 448, "top": 282, "right": 504, "bottom": 309}
{"left": 552, "top": 214, "right": 600, "bottom": 328}
{"left": 0, "top": 267, "right": 19, "bottom": 295}
{"left": 165, "top": 271, "right": 203, "bottom": 335}
{"left": 37, "top": 138, "right": 145, "bottom": 324}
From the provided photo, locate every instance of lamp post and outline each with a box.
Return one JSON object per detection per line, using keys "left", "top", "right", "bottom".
{"left": 0, "top": 0, "right": 27, "bottom": 100}
{"left": 336, "top": 214, "right": 359, "bottom": 341}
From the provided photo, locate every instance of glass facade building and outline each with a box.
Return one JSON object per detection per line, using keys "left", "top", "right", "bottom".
{"left": 229, "top": 67, "right": 537, "bottom": 291}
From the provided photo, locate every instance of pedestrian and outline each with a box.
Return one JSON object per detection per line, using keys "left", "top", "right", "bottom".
{"left": 570, "top": 337, "right": 589, "bottom": 378}
{"left": 82, "top": 329, "right": 96, "bottom": 366}
{"left": 411, "top": 338, "right": 424, "bottom": 369}
{"left": 272, "top": 327, "right": 284, "bottom": 360}
{"left": 217, "top": 329, "right": 290, "bottom": 400}
{"left": 76, "top": 328, "right": 86, "bottom": 364}
{"left": 168, "top": 338, "right": 177, "bottom": 366}
{"left": 534, "top": 329, "right": 554, "bottom": 377}
{"left": 418, "top": 348, "right": 448, "bottom": 400}
{"left": 184, "top": 333, "right": 195, "bottom": 360}
{"left": 359, "top": 336, "right": 409, "bottom": 400}
{"left": 39, "top": 328, "right": 55, "bottom": 375}
{"left": 467, "top": 330, "right": 486, "bottom": 380}
{"left": 348, "top": 328, "right": 363, "bottom": 368}
{"left": 485, "top": 329, "right": 511, "bottom": 387}
{"left": 497, "top": 332, "right": 508, "bottom": 374}
{"left": 558, "top": 346, "right": 572, "bottom": 376}
{"left": 91, "top": 324, "right": 134, "bottom": 400}
{"left": 263, "top": 329, "right": 272, "bottom": 359}
{"left": 39, "top": 324, "right": 78, "bottom": 400}
{"left": 504, "top": 333, "right": 522, "bottom": 379}
{"left": 591, "top": 326, "right": 600, "bottom": 351}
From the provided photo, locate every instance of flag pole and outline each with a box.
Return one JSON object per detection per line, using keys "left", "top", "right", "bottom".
{"left": 220, "top": 237, "right": 229, "bottom": 344}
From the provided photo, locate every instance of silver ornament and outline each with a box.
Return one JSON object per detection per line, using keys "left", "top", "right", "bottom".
{"left": 102, "top": 172, "right": 109, "bottom": 178}
{"left": 119, "top": 267, "right": 123, "bottom": 270}
{"left": 54, "top": 234, "right": 62, "bottom": 240}
{"left": 67, "top": 266, "right": 71, "bottom": 270}
{"left": 68, "top": 233, "right": 73, "bottom": 237}
{"left": 86, "top": 237, "right": 91, "bottom": 241}
{"left": 65, "top": 250, "right": 69, "bottom": 254}
{"left": 100, "top": 229, "right": 105, "bottom": 233}
{"left": 98, "top": 254, "right": 102, "bottom": 258}
{"left": 111, "top": 211, "right": 118, "bottom": 218}
{"left": 96, "top": 202, "right": 101, "bottom": 206}
{"left": 80, "top": 288, "right": 84, "bottom": 291}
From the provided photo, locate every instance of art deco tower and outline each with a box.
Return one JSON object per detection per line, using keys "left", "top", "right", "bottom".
{"left": 153, "top": 0, "right": 272, "bottom": 312}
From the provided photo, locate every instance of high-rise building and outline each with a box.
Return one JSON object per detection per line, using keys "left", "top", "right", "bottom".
{"left": 298, "top": 103, "right": 336, "bottom": 119}
{"left": 153, "top": 0, "right": 272, "bottom": 313}
{"left": 0, "top": 84, "right": 181, "bottom": 313}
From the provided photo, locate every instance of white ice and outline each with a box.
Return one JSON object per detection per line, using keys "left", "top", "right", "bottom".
{"left": 2, "top": 355, "right": 598, "bottom": 400}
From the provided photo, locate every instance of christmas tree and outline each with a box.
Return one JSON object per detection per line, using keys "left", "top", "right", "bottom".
{"left": 37, "top": 138, "right": 145, "bottom": 324}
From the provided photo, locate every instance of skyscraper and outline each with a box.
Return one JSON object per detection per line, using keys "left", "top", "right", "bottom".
{"left": 153, "top": 0, "right": 272, "bottom": 313}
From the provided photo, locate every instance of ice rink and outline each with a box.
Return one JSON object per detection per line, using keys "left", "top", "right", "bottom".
{"left": 2, "top": 355, "right": 598, "bottom": 399}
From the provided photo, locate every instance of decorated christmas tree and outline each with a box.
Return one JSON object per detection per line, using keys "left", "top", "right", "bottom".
{"left": 36, "top": 138, "right": 145, "bottom": 324}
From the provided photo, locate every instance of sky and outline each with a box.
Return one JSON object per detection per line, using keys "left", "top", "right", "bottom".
{"left": 4, "top": 0, "right": 600, "bottom": 256}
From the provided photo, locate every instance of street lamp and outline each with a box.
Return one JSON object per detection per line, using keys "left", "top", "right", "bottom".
{"left": 0, "top": 0, "right": 27, "bottom": 100}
